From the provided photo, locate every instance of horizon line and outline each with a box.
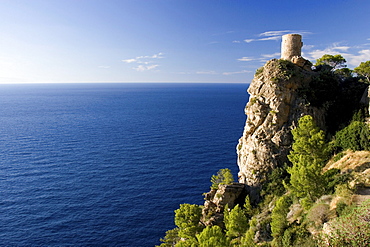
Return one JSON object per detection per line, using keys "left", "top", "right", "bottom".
{"left": 0, "top": 81, "right": 249, "bottom": 85}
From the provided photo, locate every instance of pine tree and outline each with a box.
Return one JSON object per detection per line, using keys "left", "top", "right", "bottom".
{"left": 210, "top": 168, "right": 234, "bottom": 189}
{"left": 224, "top": 205, "right": 248, "bottom": 244}
{"left": 271, "top": 195, "right": 292, "bottom": 246}
{"left": 174, "top": 204, "right": 204, "bottom": 241}
{"left": 240, "top": 217, "right": 257, "bottom": 247}
{"left": 196, "top": 226, "right": 229, "bottom": 247}
{"left": 287, "top": 115, "right": 328, "bottom": 207}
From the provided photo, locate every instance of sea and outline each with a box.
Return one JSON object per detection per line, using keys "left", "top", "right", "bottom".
{"left": 0, "top": 83, "right": 249, "bottom": 246}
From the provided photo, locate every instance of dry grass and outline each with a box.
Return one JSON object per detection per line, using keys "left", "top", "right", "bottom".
{"left": 324, "top": 151, "right": 370, "bottom": 205}
{"left": 324, "top": 150, "right": 370, "bottom": 172}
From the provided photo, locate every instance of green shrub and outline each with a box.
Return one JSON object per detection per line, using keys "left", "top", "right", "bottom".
{"left": 210, "top": 168, "right": 234, "bottom": 189}
{"left": 157, "top": 228, "right": 180, "bottom": 247}
{"left": 271, "top": 195, "right": 292, "bottom": 245}
{"left": 334, "top": 183, "right": 353, "bottom": 199}
{"left": 255, "top": 66, "right": 264, "bottom": 76}
{"left": 335, "top": 201, "right": 348, "bottom": 216}
{"left": 332, "top": 152, "right": 345, "bottom": 162}
{"left": 174, "top": 204, "right": 204, "bottom": 240}
{"left": 241, "top": 217, "right": 258, "bottom": 247}
{"left": 225, "top": 205, "right": 249, "bottom": 243}
{"left": 334, "top": 120, "right": 370, "bottom": 151}
{"left": 307, "top": 203, "right": 332, "bottom": 228}
{"left": 282, "top": 225, "right": 315, "bottom": 247}
{"left": 261, "top": 165, "right": 289, "bottom": 197}
{"left": 196, "top": 226, "right": 228, "bottom": 247}
{"left": 323, "top": 168, "right": 350, "bottom": 195}
{"left": 319, "top": 200, "right": 370, "bottom": 247}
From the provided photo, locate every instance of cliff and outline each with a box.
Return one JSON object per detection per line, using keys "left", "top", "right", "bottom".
{"left": 158, "top": 34, "right": 370, "bottom": 247}
{"left": 237, "top": 58, "right": 369, "bottom": 189}
{"left": 237, "top": 58, "right": 321, "bottom": 187}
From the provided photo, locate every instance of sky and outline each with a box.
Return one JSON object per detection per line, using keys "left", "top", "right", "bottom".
{"left": 0, "top": 0, "right": 369, "bottom": 84}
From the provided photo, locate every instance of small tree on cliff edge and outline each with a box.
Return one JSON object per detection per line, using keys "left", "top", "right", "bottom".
{"left": 286, "top": 115, "right": 329, "bottom": 208}
{"left": 210, "top": 168, "right": 234, "bottom": 189}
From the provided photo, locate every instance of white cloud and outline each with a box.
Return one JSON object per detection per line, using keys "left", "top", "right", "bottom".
{"left": 196, "top": 70, "right": 217, "bottom": 75}
{"left": 122, "top": 52, "right": 164, "bottom": 72}
{"left": 232, "top": 40, "right": 241, "bottom": 43}
{"left": 345, "top": 49, "right": 370, "bottom": 67}
{"left": 305, "top": 43, "right": 352, "bottom": 63}
{"left": 303, "top": 41, "right": 370, "bottom": 67}
{"left": 259, "top": 36, "right": 281, "bottom": 41}
{"left": 243, "top": 30, "right": 312, "bottom": 44}
{"left": 235, "top": 53, "right": 280, "bottom": 63}
{"left": 151, "top": 52, "right": 164, "bottom": 59}
{"left": 133, "top": 64, "right": 159, "bottom": 72}
{"left": 122, "top": 58, "right": 137, "bottom": 63}
{"left": 260, "top": 52, "right": 281, "bottom": 59}
{"left": 222, "top": 70, "right": 251, "bottom": 75}
{"left": 237, "top": 56, "right": 254, "bottom": 62}
{"left": 122, "top": 53, "right": 164, "bottom": 63}
{"left": 259, "top": 30, "right": 294, "bottom": 37}
{"left": 302, "top": 44, "right": 315, "bottom": 50}
{"left": 244, "top": 39, "right": 255, "bottom": 43}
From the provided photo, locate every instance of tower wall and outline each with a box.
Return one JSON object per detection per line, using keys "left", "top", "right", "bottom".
{"left": 281, "top": 34, "right": 303, "bottom": 60}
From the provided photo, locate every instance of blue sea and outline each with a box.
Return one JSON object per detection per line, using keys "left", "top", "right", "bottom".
{"left": 0, "top": 83, "right": 248, "bottom": 246}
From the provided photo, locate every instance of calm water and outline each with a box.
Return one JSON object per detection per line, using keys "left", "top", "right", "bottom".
{"left": 0, "top": 83, "right": 248, "bottom": 246}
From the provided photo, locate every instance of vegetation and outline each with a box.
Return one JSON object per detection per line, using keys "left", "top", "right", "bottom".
{"left": 158, "top": 54, "right": 370, "bottom": 247}
{"left": 271, "top": 195, "right": 292, "bottom": 246}
{"left": 174, "top": 204, "right": 204, "bottom": 244}
{"left": 196, "top": 226, "right": 229, "bottom": 247}
{"left": 354, "top": 60, "right": 370, "bottom": 83}
{"left": 224, "top": 205, "right": 249, "bottom": 244}
{"left": 286, "top": 115, "right": 328, "bottom": 207}
{"left": 315, "top": 54, "right": 347, "bottom": 70}
{"left": 318, "top": 200, "right": 370, "bottom": 246}
{"left": 210, "top": 168, "right": 234, "bottom": 190}
{"left": 333, "top": 117, "right": 370, "bottom": 151}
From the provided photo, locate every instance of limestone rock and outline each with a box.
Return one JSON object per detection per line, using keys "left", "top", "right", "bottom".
{"left": 211, "top": 183, "right": 246, "bottom": 210}
{"left": 201, "top": 183, "right": 247, "bottom": 227}
{"left": 237, "top": 59, "right": 326, "bottom": 187}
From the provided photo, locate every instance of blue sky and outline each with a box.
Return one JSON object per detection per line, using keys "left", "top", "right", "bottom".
{"left": 0, "top": 0, "right": 369, "bottom": 83}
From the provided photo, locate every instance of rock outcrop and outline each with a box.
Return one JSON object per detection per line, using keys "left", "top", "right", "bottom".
{"left": 236, "top": 58, "right": 327, "bottom": 187}
{"left": 201, "top": 183, "right": 248, "bottom": 228}
{"left": 237, "top": 34, "right": 369, "bottom": 189}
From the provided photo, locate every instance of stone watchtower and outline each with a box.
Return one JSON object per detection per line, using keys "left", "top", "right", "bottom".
{"left": 281, "top": 34, "right": 303, "bottom": 61}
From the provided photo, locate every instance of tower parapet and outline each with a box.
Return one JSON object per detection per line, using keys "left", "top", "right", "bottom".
{"left": 281, "top": 34, "right": 303, "bottom": 61}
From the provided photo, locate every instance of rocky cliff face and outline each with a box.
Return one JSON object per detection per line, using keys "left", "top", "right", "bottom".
{"left": 237, "top": 58, "right": 327, "bottom": 187}
{"left": 201, "top": 183, "right": 247, "bottom": 228}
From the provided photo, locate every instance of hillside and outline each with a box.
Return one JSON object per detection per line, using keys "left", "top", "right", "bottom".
{"left": 157, "top": 34, "right": 370, "bottom": 247}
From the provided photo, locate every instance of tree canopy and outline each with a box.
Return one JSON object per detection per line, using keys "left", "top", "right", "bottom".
{"left": 287, "top": 115, "right": 328, "bottom": 206}
{"left": 210, "top": 168, "right": 234, "bottom": 189}
{"left": 354, "top": 60, "right": 370, "bottom": 83}
{"left": 174, "top": 204, "right": 204, "bottom": 240}
{"left": 315, "top": 54, "right": 346, "bottom": 70}
{"left": 196, "top": 226, "right": 228, "bottom": 247}
{"left": 224, "top": 204, "right": 249, "bottom": 242}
